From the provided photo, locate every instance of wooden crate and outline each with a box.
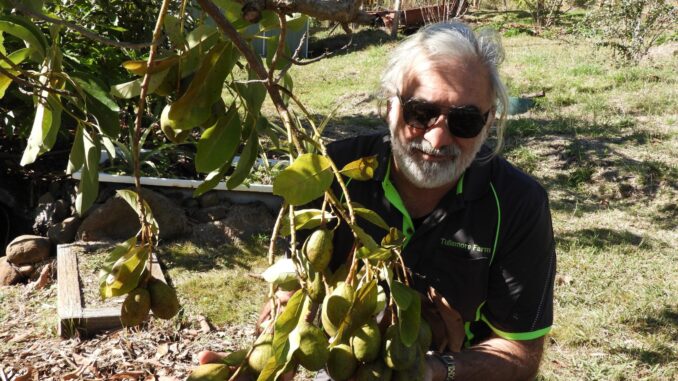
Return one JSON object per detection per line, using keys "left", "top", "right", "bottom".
{"left": 56, "top": 242, "right": 167, "bottom": 338}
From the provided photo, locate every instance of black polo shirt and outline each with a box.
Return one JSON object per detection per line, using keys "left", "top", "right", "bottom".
{"left": 325, "top": 132, "right": 556, "bottom": 344}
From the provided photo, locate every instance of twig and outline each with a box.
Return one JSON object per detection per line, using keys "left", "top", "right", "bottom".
{"left": 132, "top": 0, "right": 171, "bottom": 278}
{"left": 288, "top": 31, "right": 354, "bottom": 66}
{"left": 275, "top": 31, "right": 308, "bottom": 83}
{"left": 0, "top": 65, "right": 74, "bottom": 97}
{"left": 268, "top": 11, "right": 288, "bottom": 81}
{"left": 8, "top": 0, "right": 153, "bottom": 50}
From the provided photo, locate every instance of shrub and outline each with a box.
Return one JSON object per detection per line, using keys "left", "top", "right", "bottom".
{"left": 584, "top": 0, "right": 677, "bottom": 63}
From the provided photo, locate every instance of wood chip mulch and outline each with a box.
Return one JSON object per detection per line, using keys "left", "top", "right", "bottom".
{"left": 0, "top": 281, "right": 256, "bottom": 381}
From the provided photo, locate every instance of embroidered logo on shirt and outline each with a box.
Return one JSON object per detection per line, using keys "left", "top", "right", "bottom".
{"left": 440, "top": 238, "right": 491, "bottom": 254}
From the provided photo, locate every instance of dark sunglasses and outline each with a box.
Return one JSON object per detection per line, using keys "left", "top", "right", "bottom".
{"left": 400, "top": 96, "right": 491, "bottom": 138}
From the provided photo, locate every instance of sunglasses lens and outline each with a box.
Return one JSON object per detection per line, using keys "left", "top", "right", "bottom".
{"left": 447, "top": 107, "right": 487, "bottom": 138}
{"left": 402, "top": 98, "right": 488, "bottom": 138}
{"left": 403, "top": 101, "right": 439, "bottom": 129}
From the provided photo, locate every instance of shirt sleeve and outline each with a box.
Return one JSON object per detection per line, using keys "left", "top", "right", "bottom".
{"left": 481, "top": 185, "right": 557, "bottom": 340}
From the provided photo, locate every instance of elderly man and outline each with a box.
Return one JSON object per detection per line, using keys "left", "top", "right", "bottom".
{"left": 202, "top": 21, "right": 556, "bottom": 381}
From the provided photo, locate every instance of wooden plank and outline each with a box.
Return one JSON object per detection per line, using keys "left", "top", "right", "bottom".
{"left": 57, "top": 245, "right": 82, "bottom": 337}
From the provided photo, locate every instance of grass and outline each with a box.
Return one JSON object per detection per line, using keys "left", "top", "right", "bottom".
{"left": 159, "top": 236, "right": 271, "bottom": 326}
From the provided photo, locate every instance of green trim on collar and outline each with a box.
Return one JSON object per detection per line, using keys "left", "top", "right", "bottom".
{"left": 480, "top": 314, "right": 552, "bottom": 340}
{"left": 456, "top": 172, "right": 465, "bottom": 195}
{"left": 382, "top": 159, "right": 415, "bottom": 240}
{"left": 489, "top": 182, "right": 501, "bottom": 265}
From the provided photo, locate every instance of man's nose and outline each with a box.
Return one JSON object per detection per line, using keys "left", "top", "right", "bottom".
{"left": 424, "top": 115, "right": 454, "bottom": 149}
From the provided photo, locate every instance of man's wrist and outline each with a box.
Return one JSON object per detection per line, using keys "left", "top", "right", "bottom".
{"left": 427, "top": 351, "right": 456, "bottom": 381}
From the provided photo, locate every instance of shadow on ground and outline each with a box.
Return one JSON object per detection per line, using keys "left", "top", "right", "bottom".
{"left": 308, "top": 28, "right": 392, "bottom": 58}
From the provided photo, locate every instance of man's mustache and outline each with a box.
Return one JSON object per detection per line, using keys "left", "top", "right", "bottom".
{"left": 405, "top": 138, "right": 460, "bottom": 158}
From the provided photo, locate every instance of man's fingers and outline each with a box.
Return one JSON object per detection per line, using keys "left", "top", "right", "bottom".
{"left": 198, "top": 350, "right": 228, "bottom": 364}
{"left": 428, "top": 287, "right": 465, "bottom": 353}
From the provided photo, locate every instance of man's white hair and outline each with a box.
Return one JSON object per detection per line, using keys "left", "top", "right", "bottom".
{"left": 380, "top": 21, "right": 509, "bottom": 153}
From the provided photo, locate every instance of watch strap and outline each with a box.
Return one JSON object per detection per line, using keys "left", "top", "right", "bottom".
{"left": 427, "top": 351, "right": 456, "bottom": 381}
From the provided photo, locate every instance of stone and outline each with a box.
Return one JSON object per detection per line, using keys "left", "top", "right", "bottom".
{"left": 77, "top": 188, "right": 191, "bottom": 241}
{"left": 5, "top": 235, "right": 51, "bottom": 266}
{"left": 48, "top": 217, "right": 81, "bottom": 244}
{"left": 190, "top": 205, "right": 229, "bottom": 223}
{"left": 17, "top": 264, "right": 35, "bottom": 277}
{"left": 198, "top": 192, "right": 220, "bottom": 208}
{"left": 0, "top": 258, "right": 22, "bottom": 286}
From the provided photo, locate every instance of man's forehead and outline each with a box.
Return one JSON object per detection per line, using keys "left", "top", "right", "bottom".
{"left": 399, "top": 57, "right": 493, "bottom": 105}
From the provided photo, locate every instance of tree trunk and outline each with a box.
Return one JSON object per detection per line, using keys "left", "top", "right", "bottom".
{"left": 391, "top": 0, "right": 402, "bottom": 38}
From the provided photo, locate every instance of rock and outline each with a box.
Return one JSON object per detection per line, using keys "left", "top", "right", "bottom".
{"left": 48, "top": 217, "right": 81, "bottom": 244}
{"left": 77, "top": 188, "right": 191, "bottom": 241}
{"left": 16, "top": 264, "right": 35, "bottom": 278}
{"left": 6, "top": 235, "right": 51, "bottom": 266}
{"left": 0, "top": 258, "right": 22, "bottom": 286}
{"left": 190, "top": 205, "right": 229, "bottom": 223}
{"left": 198, "top": 192, "right": 221, "bottom": 208}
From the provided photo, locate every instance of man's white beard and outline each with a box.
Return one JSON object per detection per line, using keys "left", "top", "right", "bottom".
{"left": 390, "top": 120, "right": 484, "bottom": 189}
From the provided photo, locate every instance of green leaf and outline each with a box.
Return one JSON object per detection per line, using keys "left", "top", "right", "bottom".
{"left": 163, "top": 14, "right": 187, "bottom": 50}
{"left": 71, "top": 73, "right": 120, "bottom": 138}
{"left": 168, "top": 42, "right": 239, "bottom": 130}
{"left": 99, "top": 243, "right": 150, "bottom": 299}
{"left": 195, "top": 106, "right": 241, "bottom": 173}
{"left": 261, "top": 258, "right": 298, "bottom": 289}
{"left": 110, "top": 68, "right": 170, "bottom": 99}
{"left": 0, "top": 15, "right": 47, "bottom": 60}
{"left": 226, "top": 127, "right": 259, "bottom": 189}
{"left": 398, "top": 292, "right": 421, "bottom": 347}
{"left": 382, "top": 227, "right": 406, "bottom": 248}
{"left": 193, "top": 164, "right": 229, "bottom": 198}
{"left": 272, "top": 290, "right": 310, "bottom": 362}
{"left": 0, "top": 48, "right": 30, "bottom": 99}
{"left": 350, "top": 224, "right": 379, "bottom": 252}
{"left": 66, "top": 124, "right": 84, "bottom": 175}
{"left": 122, "top": 55, "right": 179, "bottom": 76}
{"left": 356, "top": 246, "right": 393, "bottom": 262}
{"left": 234, "top": 69, "right": 266, "bottom": 116}
{"left": 20, "top": 94, "right": 62, "bottom": 166}
{"left": 272, "top": 153, "right": 333, "bottom": 206}
{"left": 75, "top": 129, "right": 100, "bottom": 215}
{"left": 279, "top": 208, "right": 336, "bottom": 237}
{"left": 340, "top": 155, "right": 378, "bottom": 181}
{"left": 390, "top": 280, "right": 413, "bottom": 311}
{"left": 351, "top": 206, "right": 389, "bottom": 231}
{"left": 116, "top": 189, "right": 159, "bottom": 237}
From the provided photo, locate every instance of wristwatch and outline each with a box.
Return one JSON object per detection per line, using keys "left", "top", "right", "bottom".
{"left": 427, "top": 351, "right": 456, "bottom": 381}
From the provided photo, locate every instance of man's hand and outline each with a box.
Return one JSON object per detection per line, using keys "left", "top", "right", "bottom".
{"left": 256, "top": 289, "right": 295, "bottom": 334}
{"left": 423, "top": 287, "right": 545, "bottom": 380}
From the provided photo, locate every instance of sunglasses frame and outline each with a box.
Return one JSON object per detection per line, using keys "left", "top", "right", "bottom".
{"left": 398, "top": 95, "right": 492, "bottom": 139}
